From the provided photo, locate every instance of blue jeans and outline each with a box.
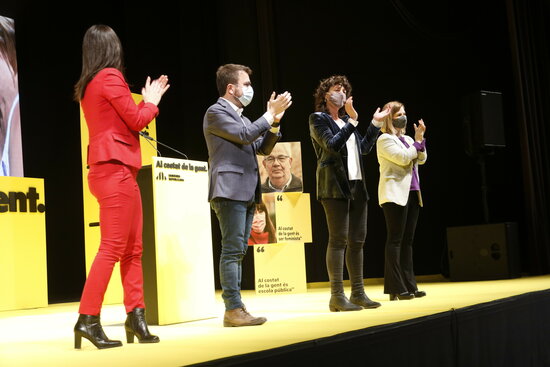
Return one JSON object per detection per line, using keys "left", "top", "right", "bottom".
{"left": 210, "top": 198, "right": 255, "bottom": 311}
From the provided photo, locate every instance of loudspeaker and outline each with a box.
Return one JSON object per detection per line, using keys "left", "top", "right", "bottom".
{"left": 461, "top": 90, "right": 505, "bottom": 156}
{"left": 446, "top": 222, "right": 520, "bottom": 281}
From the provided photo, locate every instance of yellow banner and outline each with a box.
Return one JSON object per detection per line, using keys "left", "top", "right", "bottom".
{"left": 274, "top": 192, "right": 312, "bottom": 243}
{"left": 252, "top": 192, "right": 312, "bottom": 295}
{"left": 0, "top": 176, "right": 48, "bottom": 311}
{"left": 254, "top": 243, "right": 307, "bottom": 295}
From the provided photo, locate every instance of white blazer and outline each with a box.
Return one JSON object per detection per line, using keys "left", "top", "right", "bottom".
{"left": 376, "top": 133, "right": 427, "bottom": 207}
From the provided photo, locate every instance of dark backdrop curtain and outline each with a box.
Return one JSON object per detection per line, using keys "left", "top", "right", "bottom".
{"left": 507, "top": 0, "right": 550, "bottom": 274}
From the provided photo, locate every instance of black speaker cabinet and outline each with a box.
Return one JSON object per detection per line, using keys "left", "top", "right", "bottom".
{"left": 461, "top": 90, "right": 505, "bottom": 155}
{"left": 446, "top": 222, "right": 520, "bottom": 281}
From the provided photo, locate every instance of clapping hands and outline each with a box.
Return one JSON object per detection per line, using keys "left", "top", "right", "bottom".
{"left": 142, "top": 75, "right": 170, "bottom": 106}
{"left": 344, "top": 97, "right": 359, "bottom": 121}
{"left": 267, "top": 91, "right": 292, "bottom": 122}
{"left": 373, "top": 106, "right": 391, "bottom": 122}
{"left": 414, "top": 119, "right": 426, "bottom": 142}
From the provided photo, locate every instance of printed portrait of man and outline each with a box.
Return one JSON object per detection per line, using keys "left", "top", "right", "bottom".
{"left": 259, "top": 141, "right": 303, "bottom": 193}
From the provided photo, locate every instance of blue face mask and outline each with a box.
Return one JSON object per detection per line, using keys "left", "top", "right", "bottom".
{"left": 237, "top": 85, "right": 254, "bottom": 107}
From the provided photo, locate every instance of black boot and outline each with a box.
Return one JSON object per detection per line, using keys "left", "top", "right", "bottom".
{"left": 329, "top": 294, "right": 362, "bottom": 312}
{"left": 347, "top": 244, "right": 381, "bottom": 309}
{"left": 327, "top": 241, "right": 361, "bottom": 312}
{"left": 350, "top": 292, "right": 382, "bottom": 309}
{"left": 412, "top": 290, "right": 426, "bottom": 298}
{"left": 389, "top": 292, "right": 415, "bottom": 301}
{"left": 74, "top": 314, "right": 122, "bottom": 349}
{"left": 125, "top": 308, "right": 160, "bottom": 343}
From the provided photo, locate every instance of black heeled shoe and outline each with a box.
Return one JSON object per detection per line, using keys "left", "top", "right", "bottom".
{"left": 389, "top": 292, "right": 415, "bottom": 301}
{"left": 74, "top": 314, "right": 122, "bottom": 349}
{"left": 350, "top": 293, "right": 382, "bottom": 309}
{"left": 412, "top": 290, "right": 426, "bottom": 298}
{"left": 125, "top": 308, "right": 160, "bottom": 343}
{"left": 329, "top": 294, "right": 363, "bottom": 312}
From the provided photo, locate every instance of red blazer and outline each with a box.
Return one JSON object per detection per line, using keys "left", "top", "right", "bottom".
{"left": 81, "top": 68, "right": 158, "bottom": 169}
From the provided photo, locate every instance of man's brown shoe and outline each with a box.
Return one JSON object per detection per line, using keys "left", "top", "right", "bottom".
{"left": 223, "top": 307, "right": 267, "bottom": 327}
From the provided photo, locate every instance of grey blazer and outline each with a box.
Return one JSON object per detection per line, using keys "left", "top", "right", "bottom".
{"left": 203, "top": 98, "right": 280, "bottom": 203}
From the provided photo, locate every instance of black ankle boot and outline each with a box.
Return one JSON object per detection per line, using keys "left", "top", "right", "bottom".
{"left": 125, "top": 308, "right": 160, "bottom": 343}
{"left": 350, "top": 292, "right": 382, "bottom": 309}
{"left": 412, "top": 290, "right": 426, "bottom": 298}
{"left": 389, "top": 292, "right": 415, "bottom": 301}
{"left": 329, "top": 294, "right": 363, "bottom": 312}
{"left": 74, "top": 314, "right": 122, "bottom": 349}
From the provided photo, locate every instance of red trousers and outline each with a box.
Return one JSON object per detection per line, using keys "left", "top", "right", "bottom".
{"left": 78, "top": 162, "right": 145, "bottom": 315}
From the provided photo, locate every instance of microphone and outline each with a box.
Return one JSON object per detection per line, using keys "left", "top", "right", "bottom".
{"left": 139, "top": 131, "right": 188, "bottom": 160}
{"left": 140, "top": 131, "right": 162, "bottom": 157}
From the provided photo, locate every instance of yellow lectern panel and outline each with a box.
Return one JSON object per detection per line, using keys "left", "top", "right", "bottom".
{"left": 79, "top": 93, "right": 157, "bottom": 304}
{"left": 0, "top": 176, "right": 48, "bottom": 311}
{"left": 146, "top": 157, "right": 216, "bottom": 324}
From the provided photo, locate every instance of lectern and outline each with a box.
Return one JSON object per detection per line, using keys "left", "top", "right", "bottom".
{"left": 137, "top": 157, "right": 216, "bottom": 325}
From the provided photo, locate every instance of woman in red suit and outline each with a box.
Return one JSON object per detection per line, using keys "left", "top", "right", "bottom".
{"left": 73, "top": 24, "right": 169, "bottom": 349}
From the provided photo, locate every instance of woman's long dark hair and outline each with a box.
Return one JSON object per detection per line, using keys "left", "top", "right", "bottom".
{"left": 256, "top": 202, "right": 276, "bottom": 244}
{"left": 73, "top": 24, "right": 125, "bottom": 101}
{"left": 313, "top": 75, "right": 352, "bottom": 118}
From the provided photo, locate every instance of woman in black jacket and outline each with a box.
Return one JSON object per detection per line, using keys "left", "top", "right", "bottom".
{"left": 309, "top": 75, "right": 389, "bottom": 311}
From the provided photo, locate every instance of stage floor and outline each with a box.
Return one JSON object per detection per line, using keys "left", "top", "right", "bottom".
{"left": 1, "top": 274, "right": 549, "bottom": 367}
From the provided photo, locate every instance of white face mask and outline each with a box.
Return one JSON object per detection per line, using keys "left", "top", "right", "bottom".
{"left": 328, "top": 91, "right": 346, "bottom": 108}
{"left": 237, "top": 85, "right": 254, "bottom": 107}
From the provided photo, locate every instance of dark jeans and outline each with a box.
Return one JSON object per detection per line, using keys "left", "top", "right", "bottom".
{"left": 381, "top": 191, "right": 421, "bottom": 294}
{"left": 210, "top": 198, "right": 255, "bottom": 311}
{"left": 320, "top": 181, "right": 368, "bottom": 296}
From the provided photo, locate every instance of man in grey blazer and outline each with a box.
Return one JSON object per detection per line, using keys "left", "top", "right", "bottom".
{"left": 203, "top": 64, "right": 292, "bottom": 327}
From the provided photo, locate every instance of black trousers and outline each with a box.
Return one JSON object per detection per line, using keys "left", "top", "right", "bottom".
{"left": 381, "top": 191, "right": 421, "bottom": 294}
{"left": 320, "top": 181, "right": 368, "bottom": 296}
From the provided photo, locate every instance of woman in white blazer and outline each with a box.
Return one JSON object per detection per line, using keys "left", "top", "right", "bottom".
{"left": 376, "top": 101, "right": 427, "bottom": 301}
